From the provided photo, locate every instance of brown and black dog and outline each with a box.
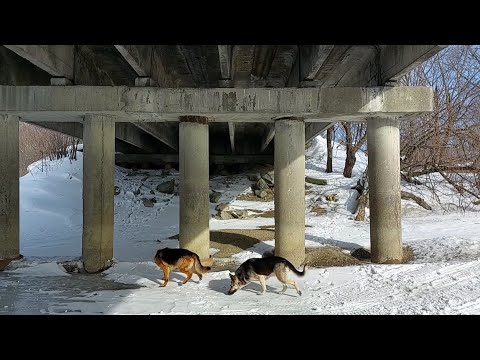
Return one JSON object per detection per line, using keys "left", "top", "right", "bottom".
{"left": 154, "top": 247, "right": 211, "bottom": 287}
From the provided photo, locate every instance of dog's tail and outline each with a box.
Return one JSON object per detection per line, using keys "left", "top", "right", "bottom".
{"left": 285, "top": 260, "right": 307, "bottom": 277}
{"left": 193, "top": 254, "right": 211, "bottom": 274}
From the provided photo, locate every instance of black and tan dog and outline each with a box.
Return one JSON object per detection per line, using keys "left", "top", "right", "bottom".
{"left": 154, "top": 247, "right": 211, "bottom": 287}
{"left": 228, "top": 256, "right": 306, "bottom": 296}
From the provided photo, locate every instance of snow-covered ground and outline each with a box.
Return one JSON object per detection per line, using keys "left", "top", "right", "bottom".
{"left": 3, "top": 135, "right": 480, "bottom": 315}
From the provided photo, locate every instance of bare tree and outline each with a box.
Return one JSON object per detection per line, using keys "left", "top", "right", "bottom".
{"left": 326, "top": 125, "right": 334, "bottom": 173}
{"left": 399, "top": 45, "right": 480, "bottom": 207}
{"left": 19, "top": 122, "right": 81, "bottom": 176}
{"left": 338, "top": 122, "right": 367, "bottom": 178}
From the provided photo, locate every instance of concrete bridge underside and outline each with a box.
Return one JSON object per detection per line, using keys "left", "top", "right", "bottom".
{"left": 0, "top": 45, "right": 443, "bottom": 272}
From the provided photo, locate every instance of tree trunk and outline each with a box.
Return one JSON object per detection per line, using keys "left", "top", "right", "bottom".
{"left": 343, "top": 147, "right": 356, "bottom": 178}
{"left": 326, "top": 127, "right": 333, "bottom": 173}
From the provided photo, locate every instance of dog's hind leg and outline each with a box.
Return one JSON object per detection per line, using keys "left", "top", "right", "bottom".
{"left": 178, "top": 258, "right": 195, "bottom": 284}
{"left": 258, "top": 275, "right": 267, "bottom": 295}
{"left": 275, "top": 268, "right": 302, "bottom": 296}
{"left": 182, "top": 271, "right": 193, "bottom": 284}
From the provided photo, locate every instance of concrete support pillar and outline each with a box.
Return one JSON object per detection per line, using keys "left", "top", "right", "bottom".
{"left": 274, "top": 118, "right": 305, "bottom": 267}
{"left": 82, "top": 115, "right": 115, "bottom": 273}
{"left": 179, "top": 116, "right": 210, "bottom": 261}
{"left": 367, "top": 117, "right": 403, "bottom": 263}
{"left": 0, "top": 115, "right": 19, "bottom": 260}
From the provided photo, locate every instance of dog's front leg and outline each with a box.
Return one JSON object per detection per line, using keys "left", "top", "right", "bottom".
{"left": 258, "top": 275, "right": 266, "bottom": 295}
{"left": 160, "top": 266, "right": 170, "bottom": 287}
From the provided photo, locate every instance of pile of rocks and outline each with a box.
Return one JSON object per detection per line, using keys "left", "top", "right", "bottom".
{"left": 248, "top": 171, "right": 274, "bottom": 199}
{"left": 214, "top": 203, "right": 251, "bottom": 220}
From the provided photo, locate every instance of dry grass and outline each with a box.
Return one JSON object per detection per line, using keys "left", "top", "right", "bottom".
{"left": 350, "top": 246, "right": 415, "bottom": 264}
{"left": 304, "top": 246, "right": 361, "bottom": 267}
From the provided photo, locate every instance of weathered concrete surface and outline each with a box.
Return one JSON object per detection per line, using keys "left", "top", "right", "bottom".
{"left": 367, "top": 117, "right": 403, "bottom": 263}
{"left": 82, "top": 115, "right": 115, "bottom": 273}
{"left": 0, "top": 115, "right": 19, "bottom": 260}
{"left": 3, "top": 45, "right": 74, "bottom": 80}
{"left": 274, "top": 119, "right": 305, "bottom": 267}
{"left": 179, "top": 119, "right": 210, "bottom": 260}
{"left": 380, "top": 45, "right": 447, "bottom": 84}
{"left": 0, "top": 86, "right": 434, "bottom": 123}
{"left": 0, "top": 47, "right": 50, "bottom": 86}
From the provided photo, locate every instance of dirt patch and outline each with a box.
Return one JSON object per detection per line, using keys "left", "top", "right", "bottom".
{"left": 350, "top": 246, "right": 415, "bottom": 264}
{"left": 169, "top": 229, "right": 275, "bottom": 259}
{"left": 0, "top": 255, "right": 23, "bottom": 271}
{"left": 305, "top": 246, "right": 361, "bottom": 267}
{"left": 0, "top": 259, "right": 12, "bottom": 271}
{"left": 236, "top": 191, "right": 274, "bottom": 202}
{"left": 402, "top": 246, "right": 415, "bottom": 263}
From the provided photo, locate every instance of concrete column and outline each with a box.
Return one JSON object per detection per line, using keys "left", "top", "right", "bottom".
{"left": 82, "top": 115, "right": 115, "bottom": 273}
{"left": 367, "top": 117, "right": 403, "bottom": 263}
{"left": 0, "top": 115, "right": 19, "bottom": 260}
{"left": 179, "top": 116, "right": 210, "bottom": 261}
{"left": 274, "top": 118, "right": 305, "bottom": 267}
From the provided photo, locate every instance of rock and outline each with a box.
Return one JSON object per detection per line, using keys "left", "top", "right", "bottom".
{"left": 218, "top": 210, "right": 234, "bottom": 220}
{"left": 305, "top": 176, "right": 328, "bottom": 186}
{"left": 215, "top": 203, "right": 231, "bottom": 212}
{"left": 261, "top": 173, "right": 274, "bottom": 186}
{"left": 161, "top": 169, "right": 171, "bottom": 176}
{"left": 164, "top": 163, "right": 172, "bottom": 170}
{"left": 231, "top": 210, "right": 248, "bottom": 219}
{"left": 254, "top": 190, "right": 268, "bottom": 199}
{"left": 142, "top": 198, "right": 156, "bottom": 207}
{"left": 150, "top": 190, "right": 155, "bottom": 195}
{"left": 133, "top": 188, "right": 141, "bottom": 196}
{"left": 255, "top": 178, "right": 270, "bottom": 191}
{"left": 114, "top": 186, "right": 121, "bottom": 196}
{"left": 210, "top": 191, "right": 222, "bottom": 203}
{"left": 156, "top": 180, "right": 175, "bottom": 194}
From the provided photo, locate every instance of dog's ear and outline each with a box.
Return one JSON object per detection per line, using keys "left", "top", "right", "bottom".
{"left": 229, "top": 273, "right": 235, "bottom": 280}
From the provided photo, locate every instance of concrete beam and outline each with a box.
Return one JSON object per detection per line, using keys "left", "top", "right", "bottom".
{"left": 115, "top": 153, "right": 274, "bottom": 164}
{"left": 0, "top": 86, "right": 434, "bottom": 123}
{"left": 115, "top": 122, "right": 163, "bottom": 153}
{"left": 265, "top": 45, "right": 297, "bottom": 87}
{"left": 305, "top": 122, "right": 335, "bottom": 143}
{"left": 228, "top": 122, "right": 235, "bottom": 153}
{"left": 260, "top": 124, "right": 275, "bottom": 152}
{"left": 27, "top": 121, "right": 163, "bottom": 153}
{"left": 300, "top": 45, "right": 334, "bottom": 80}
{"left": 218, "top": 45, "right": 232, "bottom": 80}
{"left": 367, "top": 117, "right": 403, "bottom": 263}
{"left": 114, "top": 45, "right": 148, "bottom": 77}
{"left": 3, "top": 45, "right": 74, "bottom": 80}
{"left": 380, "top": 45, "right": 447, "bottom": 84}
{"left": 82, "top": 115, "right": 115, "bottom": 273}
{"left": 179, "top": 117, "right": 210, "bottom": 260}
{"left": 0, "top": 115, "right": 19, "bottom": 260}
{"left": 134, "top": 122, "right": 178, "bottom": 151}
{"left": 28, "top": 121, "right": 83, "bottom": 138}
